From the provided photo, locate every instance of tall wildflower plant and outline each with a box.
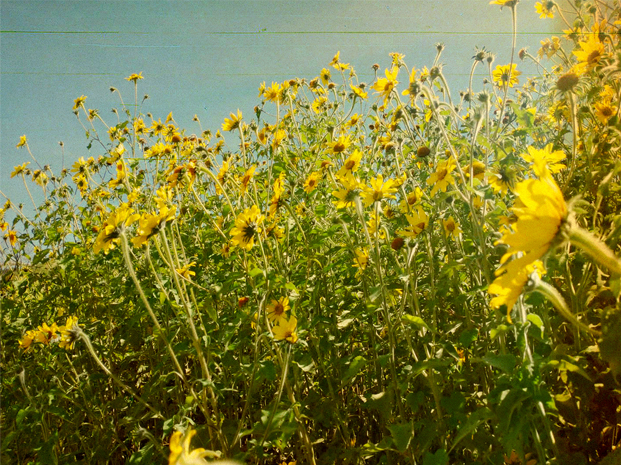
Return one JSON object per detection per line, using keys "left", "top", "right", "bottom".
{"left": 2, "top": 2, "right": 621, "bottom": 464}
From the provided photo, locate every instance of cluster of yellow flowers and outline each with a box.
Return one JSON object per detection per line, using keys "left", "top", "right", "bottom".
{"left": 18, "top": 316, "right": 80, "bottom": 351}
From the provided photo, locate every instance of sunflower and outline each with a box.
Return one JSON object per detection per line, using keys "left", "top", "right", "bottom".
{"left": 329, "top": 135, "right": 352, "bottom": 155}
{"left": 337, "top": 150, "right": 363, "bottom": 177}
{"left": 266, "top": 297, "right": 290, "bottom": 324}
{"left": 397, "top": 206, "right": 429, "bottom": 238}
{"left": 427, "top": 158, "right": 457, "bottom": 196}
{"left": 362, "top": 174, "right": 398, "bottom": 206}
{"left": 442, "top": 216, "right": 462, "bottom": 239}
{"left": 94, "top": 204, "right": 140, "bottom": 254}
{"left": 492, "top": 64, "right": 521, "bottom": 89}
{"left": 353, "top": 248, "right": 369, "bottom": 277}
{"left": 333, "top": 172, "right": 361, "bottom": 209}
{"left": 371, "top": 67, "right": 399, "bottom": 105}
{"left": 520, "top": 144, "right": 566, "bottom": 173}
{"left": 272, "top": 316, "right": 298, "bottom": 343}
{"left": 573, "top": 34, "right": 605, "bottom": 74}
{"left": 230, "top": 205, "right": 264, "bottom": 250}
{"left": 303, "top": 172, "right": 321, "bottom": 194}
{"left": 489, "top": 159, "right": 567, "bottom": 320}
{"left": 222, "top": 109, "right": 242, "bottom": 132}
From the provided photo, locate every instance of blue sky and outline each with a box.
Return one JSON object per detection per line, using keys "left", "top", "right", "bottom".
{"left": 1, "top": 0, "right": 564, "bottom": 217}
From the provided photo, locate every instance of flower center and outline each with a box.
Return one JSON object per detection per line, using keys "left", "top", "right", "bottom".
{"left": 242, "top": 223, "right": 257, "bottom": 242}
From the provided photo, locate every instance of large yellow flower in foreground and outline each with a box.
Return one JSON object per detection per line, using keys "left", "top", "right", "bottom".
{"left": 230, "top": 205, "right": 264, "bottom": 250}
{"left": 168, "top": 429, "right": 213, "bottom": 465}
{"left": 488, "top": 160, "right": 568, "bottom": 319}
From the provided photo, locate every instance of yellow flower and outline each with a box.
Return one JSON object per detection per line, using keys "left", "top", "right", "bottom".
{"left": 230, "top": 205, "right": 264, "bottom": 250}
{"left": 521, "top": 144, "right": 566, "bottom": 173}
{"left": 16, "top": 135, "right": 27, "bottom": 148}
{"left": 328, "top": 134, "right": 351, "bottom": 155}
{"left": 426, "top": 158, "right": 456, "bottom": 196}
{"left": 271, "top": 129, "right": 287, "bottom": 150}
{"left": 59, "top": 316, "right": 80, "bottom": 350}
{"left": 222, "top": 109, "right": 242, "bottom": 132}
{"left": 350, "top": 84, "right": 368, "bottom": 99}
{"left": 371, "top": 67, "right": 399, "bottom": 104}
{"left": 239, "top": 165, "right": 256, "bottom": 196}
{"left": 492, "top": 64, "right": 521, "bottom": 89}
{"left": 401, "top": 67, "right": 419, "bottom": 99}
{"left": 5, "top": 230, "right": 16, "bottom": 246}
{"left": 594, "top": 101, "right": 615, "bottom": 124}
{"left": 397, "top": 206, "right": 429, "bottom": 238}
{"left": 488, "top": 166, "right": 516, "bottom": 195}
{"left": 399, "top": 187, "right": 423, "bottom": 213}
{"left": 272, "top": 316, "right": 298, "bottom": 343}
{"left": 168, "top": 429, "right": 213, "bottom": 465}
{"left": 109, "top": 160, "right": 127, "bottom": 188}
{"left": 36, "top": 322, "right": 60, "bottom": 345}
{"left": 125, "top": 72, "right": 144, "bottom": 82}
{"left": 337, "top": 150, "right": 362, "bottom": 177}
{"left": 303, "top": 172, "right": 321, "bottom": 194}
{"left": 442, "top": 216, "right": 461, "bottom": 239}
{"left": 11, "top": 162, "right": 30, "bottom": 178}
{"left": 489, "top": 160, "right": 567, "bottom": 319}
{"left": 353, "top": 248, "right": 369, "bottom": 277}
{"left": 216, "top": 160, "right": 230, "bottom": 194}
{"left": 19, "top": 330, "right": 39, "bottom": 351}
{"left": 72, "top": 95, "right": 87, "bottom": 111}
{"left": 573, "top": 34, "right": 605, "bottom": 74}
{"left": 311, "top": 97, "right": 328, "bottom": 114}
{"left": 535, "top": 1, "right": 554, "bottom": 18}
{"left": 489, "top": 259, "right": 546, "bottom": 323}
{"left": 320, "top": 68, "right": 331, "bottom": 84}
{"left": 132, "top": 205, "right": 177, "bottom": 248}
{"left": 332, "top": 172, "right": 360, "bottom": 209}
{"left": 329, "top": 51, "right": 350, "bottom": 71}
{"left": 176, "top": 262, "right": 196, "bottom": 279}
{"left": 263, "top": 82, "right": 282, "bottom": 103}
{"left": 538, "top": 37, "right": 561, "bottom": 59}
{"left": 266, "top": 296, "right": 290, "bottom": 324}
{"left": 367, "top": 212, "right": 385, "bottom": 239}
{"left": 32, "top": 170, "right": 48, "bottom": 188}
{"left": 347, "top": 113, "right": 361, "bottom": 127}
{"left": 465, "top": 161, "right": 486, "bottom": 181}
{"left": 94, "top": 204, "right": 140, "bottom": 254}
{"left": 489, "top": 0, "right": 517, "bottom": 6}
{"left": 362, "top": 174, "right": 398, "bottom": 207}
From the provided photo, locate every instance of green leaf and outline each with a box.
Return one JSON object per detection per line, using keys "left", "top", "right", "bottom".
{"left": 450, "top": 407, "right": 493, "bottom": 452}
{"left": 342, "top": 356, "right": 366, "bottom": 383}
{"left": 599, "top": 309, "right": 621, "bottom": 380}
{"left": 490, "top": 324, "right": 509, "bottom": 340}
{"left": 403, "top": 314, "right": 431, "bottom": 331}
{"left": 459, "top": 328, "right": 478, "bottom": 348}
{"left": 527, "top": 313, "right": 544, "bottom": 331}
{"left": 423, "top": 448, "right": 449, "bottom": 465}
{"left": 248, "top": 267, "right": 264, "bottom": 278}
{"left": 388, "top": 422, "right": 413, "bottom": 452}
{"left": 483, "top": 354, "right": 516, "bottom": 373}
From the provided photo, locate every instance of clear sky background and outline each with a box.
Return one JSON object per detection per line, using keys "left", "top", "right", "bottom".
{"left": 1, "top": 0, "right": 565, "bottom": 218}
